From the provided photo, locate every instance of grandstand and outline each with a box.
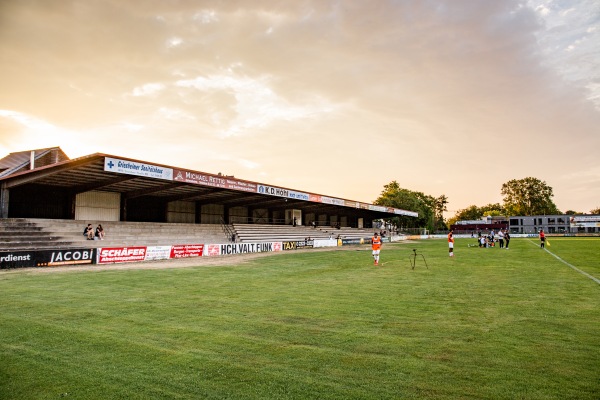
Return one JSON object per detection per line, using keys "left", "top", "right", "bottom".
{"left": 0, "top": 218, "right": 229, "bottom": 251}
{"left": 0, "top": 147, "right": 411, "bottom": 267}
{"left": 0, "top": 147, "right": 416, "bottom": 227}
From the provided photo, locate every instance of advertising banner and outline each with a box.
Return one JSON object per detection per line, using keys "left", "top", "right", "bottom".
{"left": 282, "top": 240, "right": 314, "bottom": 250}
{"left": 313, "top": 239, "right": 338, "bottom": 248}
{"left": 344, "top": 200, "right": 359, "bottom": 208}
{"left": 322, "top": 196, "right": 345, "bottom": 206}
{"left": 173, "top": 169, "right": 257, "bottom": 192}
{"left": 570, "top": 216, "right": 600, "bottom": 228}
{"left": 104, "top": 157, "right": 173, "bottom": 181}
{"left": 0, "top": 248, "right": 96, "bottom": 269}
{"left": 204, "top": 242, "right": 282, "bottom": 256}
{"left": 97, "top": 246, "right": 147, "bottom": 264}
{"left": 341, "top": 238, "right": 364, "bottom": 245}
{"left": 392, "top": 208, "right": 419, "bottom": 217}
{"left": 145, "top": 246, "right": 172, "bottom": 261}
{"left": 256, "top": 185, "right": 310, "bottom": 201}
{"left": 170, "top": 244, "right": 204, "bottom": 258}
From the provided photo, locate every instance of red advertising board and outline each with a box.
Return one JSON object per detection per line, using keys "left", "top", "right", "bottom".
{"left": 97, "top": 247, "right": 147, "bottom": 264}
{"left": 170, "top": 244, "right": 204, "bottom": 258}
{"left": 173, "top": 169, "right": 257, "bottom": 192}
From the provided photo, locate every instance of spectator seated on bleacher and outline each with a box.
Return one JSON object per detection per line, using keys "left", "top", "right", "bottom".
{"left": 95, "top": 224, "right": 105, "bottom": 240}
{"left": 83, "top": 223, "right": 94, "bottom": 240}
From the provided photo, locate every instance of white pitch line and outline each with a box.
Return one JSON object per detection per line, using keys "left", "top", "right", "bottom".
{"left": 527, "top": 240, "right": 600, "bottom": 285}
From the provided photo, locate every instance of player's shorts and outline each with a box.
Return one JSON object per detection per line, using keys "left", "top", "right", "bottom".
{"left": 372, "top": 249, "right": 380, "bottom": 255}
{"left": 448, "top": 242, "right": 454, "bottom": 249}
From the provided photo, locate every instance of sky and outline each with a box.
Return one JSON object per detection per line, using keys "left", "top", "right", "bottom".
{"left": 1, "top": 0, "right": 599, "bottom": 217}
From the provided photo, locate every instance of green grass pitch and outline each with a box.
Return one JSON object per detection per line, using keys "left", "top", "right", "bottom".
{"left": 1, "top": 238, "right": 599, "bottom": 399}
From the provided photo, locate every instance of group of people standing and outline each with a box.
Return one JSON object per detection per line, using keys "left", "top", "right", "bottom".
{"left": 83, "top": 223, "right": 105, "bottom": 240}
{"left": 474, "top": 229, "right": 510, "bottom": 249}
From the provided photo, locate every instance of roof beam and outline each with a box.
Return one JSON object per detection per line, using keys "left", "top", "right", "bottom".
{"left": 123, "top": 182, "right": 189, "bottom": 199}
{"left": 69, "top": 175, "right": 138, "bottom": 195}
{"left": 2, "top": 155, "right": 102, "bottom": 188}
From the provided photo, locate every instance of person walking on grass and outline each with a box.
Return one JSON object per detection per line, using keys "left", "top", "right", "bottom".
{"left": 371, "top": 232, "right": 382, "bottom": 266}
{"left": 448, "top": 230, "right": 454, "bottom": 257}
{"left": 539, "top": 229, "right": 545, "bottom": 248}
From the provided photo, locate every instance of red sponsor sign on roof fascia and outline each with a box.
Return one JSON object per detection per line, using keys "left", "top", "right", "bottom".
{"left": 173, "top": 169, "right": 257, "bottom": 192}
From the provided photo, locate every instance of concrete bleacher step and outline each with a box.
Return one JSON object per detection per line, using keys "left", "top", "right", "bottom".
{"left": 231, "top": 223, "right": 375, "bottom": 243}
{"left": 0, "top": 219, "right": 376, "bottom": 251}
{"left": 0, "top": 218, "right": 232, "bottom": 250}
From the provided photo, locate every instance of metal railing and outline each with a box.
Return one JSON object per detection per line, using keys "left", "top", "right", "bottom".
{"left": 220, "top": 218, "right": 236, "bottom": 242}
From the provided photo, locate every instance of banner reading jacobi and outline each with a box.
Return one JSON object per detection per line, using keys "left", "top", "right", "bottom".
{"left": 0, "top": 248, "right": 96, "bottom": 269}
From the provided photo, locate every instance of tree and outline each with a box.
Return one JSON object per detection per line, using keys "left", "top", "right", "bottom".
{"left": 447, "top": 205, "right": 483, "bottom": 227}
{"left": 480, "top": 203, "right": 505, "bottom": 215}
{"left": 501, "top": 177, "right": 560, "bottom": 216}
{"left": 433, "top": 195, "right": 449, "bottom": 231}
{"left": 564, "top": 210, "right": 583, "bottom": 215}
{"left": 590, "top": 207, "right": 600, "bottom": 215}
{"left": 446, "top": 203, "right": 505, "bottom": 227}
{"left": 374, "top": 181, "right": 444, "bottom": 231}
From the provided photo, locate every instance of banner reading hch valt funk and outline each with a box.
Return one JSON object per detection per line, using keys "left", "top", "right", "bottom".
{"left": 203, "top": 242, "right": 282, "bottom": 256}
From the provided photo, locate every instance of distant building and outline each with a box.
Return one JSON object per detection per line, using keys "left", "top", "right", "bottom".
{"left": 450, "top": 216, "right": 508, "bottom": 233}
{"left": 452, "top": 214, "right": 600, "bottom": 235}
{"left": 508, "top": 215, "right": 600, "bottom": 234}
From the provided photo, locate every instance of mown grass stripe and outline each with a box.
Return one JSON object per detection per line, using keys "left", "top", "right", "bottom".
{"left": 526, "top": 238, "right": 600, "bottom": 284}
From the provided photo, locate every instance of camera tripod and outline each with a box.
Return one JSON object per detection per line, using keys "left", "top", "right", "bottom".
{"left": 409, "top": 248, "right": 428, "bottom": 270}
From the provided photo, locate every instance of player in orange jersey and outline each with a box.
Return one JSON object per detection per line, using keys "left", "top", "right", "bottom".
{"left": 372, "top": 232, "right": 382, "bottom": 265}
{"left": 448, "top": 230, "right": 454, "bottom": 257}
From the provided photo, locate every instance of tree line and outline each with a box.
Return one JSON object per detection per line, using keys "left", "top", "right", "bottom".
{"left": 374, "top": 177, "right": 600, "bottom": 232}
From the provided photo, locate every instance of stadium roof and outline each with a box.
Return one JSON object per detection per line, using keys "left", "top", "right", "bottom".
{"left": 0, "top": 148, "right": 418, "bottom": 221}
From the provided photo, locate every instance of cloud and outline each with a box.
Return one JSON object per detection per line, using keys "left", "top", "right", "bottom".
{"left": 175, "top": 72, "right": 335, "bottom": 137}
{"left": 131, "top": 83, "right": 166, "bottom": 97}
{"left": 0, "top": 0, "right": 599, "bottom": 213}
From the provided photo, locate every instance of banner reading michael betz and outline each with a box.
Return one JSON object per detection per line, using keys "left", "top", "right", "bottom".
{"left": 204, "top": 242, "right": 282, "bottom": 257}
{"left": 98, "top": 247, "right": 147, "bottom": 264}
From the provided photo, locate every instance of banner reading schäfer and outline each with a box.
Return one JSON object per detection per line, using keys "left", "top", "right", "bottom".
{"left": 97, "top": 247, "right": 147, "bottom": 264}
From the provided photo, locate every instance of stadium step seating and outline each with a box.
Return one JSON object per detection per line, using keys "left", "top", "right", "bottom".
{"left": 0, "top": 219, "right": 379, "bottom": 251}
{"left": 232, "top": 224, "right": 376, "bottom": 243}
{"left": 0, "top": 218, "right": 231, "bottom": 251}
{"left": 0, "top": 218, "right": 78, "bottom": 250}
